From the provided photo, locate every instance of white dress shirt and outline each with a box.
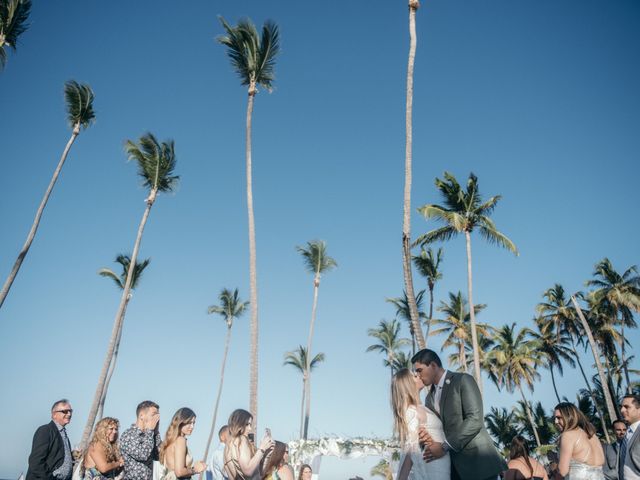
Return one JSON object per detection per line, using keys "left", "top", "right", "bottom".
{"left": 432, "top": 370, "right": 448, "bottom": 414}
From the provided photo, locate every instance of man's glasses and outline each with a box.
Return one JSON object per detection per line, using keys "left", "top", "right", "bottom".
{"left": 55, "top": 409, "right": 73, "bottom": 415}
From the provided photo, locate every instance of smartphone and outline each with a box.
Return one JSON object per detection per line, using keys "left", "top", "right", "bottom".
{"left": 265, "top": 428, "right": 272, "bottom": 438}
{"left": 248, "top": 433, "right": 255, "bottom": 443}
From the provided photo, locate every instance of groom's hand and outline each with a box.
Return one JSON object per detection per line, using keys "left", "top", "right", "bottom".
{"left": 417, "top": 427, "right": 432, "bottom": 446}
{"left": 423, "top": 442, "right": 445, "bottom": 463}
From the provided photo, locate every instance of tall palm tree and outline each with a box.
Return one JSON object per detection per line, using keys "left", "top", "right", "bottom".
{"left": 366, "top": 319, "right": 411, "bottom": 377}
{"left": 283, "top": 346, "right": 325, "bottom": 439}
{"left": 413, "top": 247, "right": 443, "bottom": 342}
{"left": 431, "top": 291, "right": 487, "bottom": 374}
{"left": 586, "top": 258, "right": 640, "bottom": 393}
{"left": 386, "top": 290, "right": 427, "bottom": 355}
{"left": 0, "top": 80, "right": 95, "bottom": 309}
{"left": 96, "top": 254, "right": 151, "bottom": 420}
{"left": 513, "top": 400, "right": 556, "bottom": 446}
{"left": 391, "top": 350, "right": 413, "bottom": 372}
{"left": 80, "top": 133, "right": 178, "bottom": 449}
{"left": 530, "top": 316, "right": 575, "bottom": 403}
{"left": 485, "top": 407, "right": 520, "bottom": 453}
{"left": 217, "top": 17, "right": 279, "bottom": 429}
{"left": 416, "top": 172, "right": 518, "bottom": 393}
{"left": 0, "top": 0, "right": 31, "bottom": 69}
{"left": 203, "top": 288, "right": 249, "bottom": 462}
{"left": 487, "top": 323, "right": 542, "bottom": 447}
{"left": 296, "top": 240, "right": 336, "bottom": 439}
{"left": 401, "top": 0, "right": 426, "bottom": 353}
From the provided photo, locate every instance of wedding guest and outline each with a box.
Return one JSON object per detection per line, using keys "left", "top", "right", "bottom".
{"left": 297, "top": 465, "right": 311, "bottom": 480}
{"left": 207, "top": 425, "right": 229, "bottom": 480}
{"left": 159, "top": 408, "right": 206, "bottom": 479}
{"left": 602, "top": 419, "right": 627, "bottom": 480}
{"left": 120, "top": 401, "right": 161, "bottom": 480}
{"left": 27, "top": 399, "right": 74, "bottom": 480}
{"left": 260, "top": 441, "right": 293, "bottom": 480}
{"left": 83, "top": 417, "right": 125, "bottom": 479}
{"left": 223, "top": 409, "right": 273, "bottom": 480}
{"left": 552, "top": 402, "right": 604, "bottom": 480}
{"left": 620, "top": 394, "right": 640, "bottom": 480}
{"left": 503, "top": 435, "right": 548, "bottom": 480}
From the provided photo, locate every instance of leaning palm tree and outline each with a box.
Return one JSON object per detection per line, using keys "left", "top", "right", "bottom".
{"left": 0, "top": 80, "right": 95, "bottom": 309}
{"left": 0, "top": 0, "right": 31, "bottom": 70}
{"left": 412, "top": 247, "right": 443, "bottom": 342}
{"left": 296, "top": 240, "right": 336, "bottom": 439}
{"left": 487, "top": 323, "right": 542, "bottom": 447}
{"left": 283, "top": 346, "right": 325, "bottom": 439}
{"left": 96, "top": 254, "right": 151, "bottom": 420}
{"left": 401, "top": 0, "right": 426, "bottom": 353}
{"left": 431, "top": 291, "right": 487, "bottom": 373}
{"left": 416, "top": 172, "right": 518, "bottom": 393}
{"left": 366, "top": 319, "right": 411, "bottom": 377}
{"left": 203, "top": 288, "right": 249, "bottom": 463}
{"left": 217, "top": 17, "right": 279, "bottom": 429}
{"left": 79, "top": 133, "right": 178, "bottom": 449}
{"left": 386, "top": 290, "right": 427, "bottom": 355}
{"left": 586, "top": 258, "right": 640, "bottom": 393}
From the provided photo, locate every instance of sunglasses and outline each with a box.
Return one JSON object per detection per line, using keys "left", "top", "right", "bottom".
{"left": 55, "top": 409, "right": 73, "bottom": 415}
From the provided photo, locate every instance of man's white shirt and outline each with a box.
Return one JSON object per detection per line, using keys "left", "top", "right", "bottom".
{"left": 206, "top": 443, "right": 227, "bottom": 480}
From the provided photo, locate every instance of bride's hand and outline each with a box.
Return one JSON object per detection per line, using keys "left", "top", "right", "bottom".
{"left": 423, "top": 442, "right": 445, "bottom": 462}
{"left": 417, "top": 427, "right": 432, "bottom": 446}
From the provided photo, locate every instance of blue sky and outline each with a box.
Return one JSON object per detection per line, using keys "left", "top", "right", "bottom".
{"left": 1, "top": 1, "right": 639, "bottom": 478}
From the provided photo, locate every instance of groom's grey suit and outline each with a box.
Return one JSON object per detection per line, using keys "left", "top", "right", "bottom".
{"left": 426, "top": 371, "right": 506, "bottom": 480}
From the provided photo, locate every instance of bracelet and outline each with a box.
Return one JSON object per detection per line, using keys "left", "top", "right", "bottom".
{"left": 190, "top": 466, "right": 195, "bottom": 475}
{"left": 259, "top": 448, "right": 266, "bottom": 455}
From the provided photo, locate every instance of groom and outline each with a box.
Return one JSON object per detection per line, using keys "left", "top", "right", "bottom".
{"left": 412, "top": 349, "right": 506, "bottom": 480}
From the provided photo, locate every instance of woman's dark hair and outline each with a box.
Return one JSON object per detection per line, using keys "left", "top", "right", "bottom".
{"left": 261, "top": 441, "right": 287, "bottom": 480}
{"left": 228, "top": 409, "right": 253, "bottom": 438}
{"left": 509, "top": 435, "right": 533, "bottom": 477}
{"left": 298, "top": 464, "right": 312, "bottom": 480}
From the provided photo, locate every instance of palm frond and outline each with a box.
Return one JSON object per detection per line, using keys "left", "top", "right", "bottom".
{"left": 1, "top": 0, "right": 31, "bottom": 49}
{"left": 125, "top": 132, "right": 179, "bottom": 193}
{"left": 478, "top": 224, "right": 519, "bottom": 256}
{"left": 413, "top": 225, "right": 458, "bottom": 247}
{"left": 64, "top": 80, "right": 95, "bottom": 130}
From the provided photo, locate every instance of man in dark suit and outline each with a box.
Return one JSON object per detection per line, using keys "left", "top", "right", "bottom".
{"left": 603, "top": 420, "right": 628, "bottom": 480}
{"left": 621, "top": 394, "right": 640, "bottom": 480}
{"left": 26, "top": 399, "right": 74, "bottom": 480}
{"left": 412, "top": 349, "right": 506, "bottom": 480}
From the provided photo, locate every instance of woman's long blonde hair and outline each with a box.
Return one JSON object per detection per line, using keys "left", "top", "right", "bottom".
{"left": 391, "top": 368, "right": 422, "bottom": 444}
{"left": 88, "top": 417, "right": 121, "bottom": 463}
{"left": 160, "top": 408, "right": 196, "bottom": 463}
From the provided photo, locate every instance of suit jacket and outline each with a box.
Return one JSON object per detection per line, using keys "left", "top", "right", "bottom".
{"left": 26, "top": 421, "right": 65, "bottom": 480}
{"left": 426, "top": 371, "right": 507, "bottom": 480}
{"left": 628, "top": 425, "right": 640, "bottom": 477}
{"left": 602, "top": 441, "right": 619, "bottom": 480}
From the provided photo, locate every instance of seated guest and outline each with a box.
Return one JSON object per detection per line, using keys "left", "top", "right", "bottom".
{"left": 223, "top": 409, "right": 273, "bottom": 480}
{"left": 83, "top": 417, "right": 125, "bottom": 479}
{"left": 119, "top": 401, "right": 161, "bottom": 480}
{"left": 503, "top": 435, "right": 548, "bottom": 480}
{"left": 159, "top": 408, "right": 206, "bottom": 479}
{"left": 297, "top": 465, "right": 311, "bottom": 480}
{"left": 260, "top": 441, "right": 293, "bottom": 480}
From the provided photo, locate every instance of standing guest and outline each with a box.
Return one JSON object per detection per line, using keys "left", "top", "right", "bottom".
{"left": 119, "top": 401, "right": 161, "bottom": 480}
{"left": 260, "top": 441, "right": 293, "bottom": 480}
{"left": 27, "top": 399, "right": 74, "bottom": 480}
{"left": 296, "top": 465, "right": 311, "bottom": 480}
{"left": 159, "top": 408, "right": 206, "bottom": 478}
{"left": 620, "top": 394, "right": 640, "bottom": 480}
{"left": 503, "top": 435, "right": 548, "bottom": 480}
{"left": 207, "top": 426, "right": 229, "bottom": 480}
{"left": 552, "top": 402, "right": 604, "bottom": 480}
{"left": 223, "top": 409, "right": 273, "bottom": 480}
{"left": 83, "top": 417, "right": 125, "bottom": 479}
{"left": 603, "top": 420, "right": 628, "bottom": 480}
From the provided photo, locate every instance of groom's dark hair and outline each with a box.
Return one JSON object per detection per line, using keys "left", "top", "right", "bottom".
{"left": 411, "top": 349, "right": 442, "bottom": 367}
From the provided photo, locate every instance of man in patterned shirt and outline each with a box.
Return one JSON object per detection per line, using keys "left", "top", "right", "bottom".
{"left": 119, "top": 401, "right": 161, "bottom": 480}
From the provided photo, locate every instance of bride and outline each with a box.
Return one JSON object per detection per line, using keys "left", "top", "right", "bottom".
{"left": 391, "top": 368, "right": 450, "bottom": 480}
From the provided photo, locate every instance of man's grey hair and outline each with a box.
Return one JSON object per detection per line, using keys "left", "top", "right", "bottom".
{"left": 51, "top": 399, "right": 70, "bottom": 412}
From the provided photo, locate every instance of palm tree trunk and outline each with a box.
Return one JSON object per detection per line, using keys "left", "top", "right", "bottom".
{"left": 571, "top": 296, "right": 617, "bottom": 426}
{"left": 518, "top": 386, "right": 541, "bottom": 447}
{"left": 620, "top": 322, "right": 631, "bottom": 394}
{"left": 246, "top": 86, "right": 259, "bottom": 431}
{"left": 303, "top": 273, "right": 321, "bottom": 439}
{"left": 549, "top": 364, "right": 561, "bottom": 404}
{"left": 459, "top": 340, "right": 467, "bottom": 373}
{"left": 203, "top": 326, "right": 232, "bottom": 463}
{"left": 299, "top": 377, "right": 306, "bottom": 439}
{"left": 465, "top": 231, "right": 482, "bottom": 393}
{"left": 426, "top": 286, "right": 434, "bottom": 340}
{"left": 79, "top": 194, "right": 156, "bottom": 449}
{"left": 401, "top": 0, "right": 426, "bottom": 351}
{"left": 0, "top": 125, "right": 80, "bottom": 309}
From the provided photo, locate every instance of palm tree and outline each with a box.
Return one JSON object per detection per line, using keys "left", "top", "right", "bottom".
{"left": 296, "top": 240, "right": 336, "bottom": 439}
{"left": 283, "top": 346, "right": 325, "bottom": 439}
{"left": 366, "top": 319, "right": 411, "bottom": 377}
{"left": 79, "top": 133, "right": 178, "bottom": 449}
{"left": 514, "top": 401, "right": 556, "bottom": 446}
{"left": 370, "top": 458, "right": 393, "bottom": 480}
{"left": 485, "top": 407, "right": 520, "bottom": 453}
{"left": 386, "top": 290, "right": 427, "bottom": 355}
{"left": 96, "top": 254, "right": 151, "bottom": 421}
{"left": 0, "top": 0, "right": 31, "bottom": 70}
{"left": 487, "top": 323, "right": 542, "bottom": 447}
{"left": 416, "top": 172, "right": 518, "bottom": 392}
{"left": 217, "top": 17, "right": 279, "bottom": 429}
{"left": 413, "top": 247, "right": 443, "bottom": 342}
{"left": 203, "top": 288, "right": 249, "bottom": 463}
{"left": 431, "top": 291, "right": 487, "bottom": 373}
{"left": 401, "top": 0, "right": 426, "bottom": 353}
{"left": 391, "top": 350, "right": 413, "bottom": 372}
{"left": 586, "top": 258, "right": 640, "bottom": 393}
{"left": 529, "top": 316, "right": 575, "bottom": 403}
{"left": 0, "top": 80, "right": 95, "bottom": 309}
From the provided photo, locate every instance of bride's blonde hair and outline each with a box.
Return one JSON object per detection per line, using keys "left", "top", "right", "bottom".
{"left": 391, "top": 368, "right": 422, "bottom": 443}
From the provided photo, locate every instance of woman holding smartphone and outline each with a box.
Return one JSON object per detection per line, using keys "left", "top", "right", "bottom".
{"left": 224, "top": 409, "right": 274, "bottom": 479}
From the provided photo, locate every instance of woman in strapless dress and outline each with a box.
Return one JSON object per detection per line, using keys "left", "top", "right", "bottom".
{"left": 160, "top": 408, "right": 207, "bottom": 479}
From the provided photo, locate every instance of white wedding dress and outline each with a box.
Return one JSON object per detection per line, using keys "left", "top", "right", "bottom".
{"left": 398, "top": 404, "right": 451, "bottom": 480}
